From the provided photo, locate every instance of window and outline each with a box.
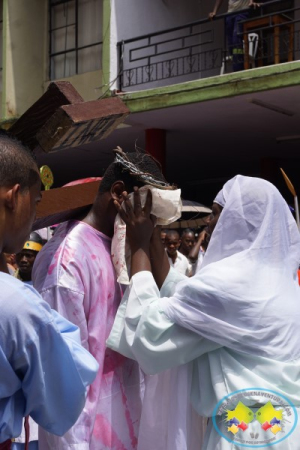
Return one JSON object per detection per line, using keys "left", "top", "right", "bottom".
{"left": 49, "top": 0, "right": 103, "bottom": 80}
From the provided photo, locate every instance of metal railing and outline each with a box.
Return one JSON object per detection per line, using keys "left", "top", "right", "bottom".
{"left": 118, "top": 0, "right": 300, "bottom": 91}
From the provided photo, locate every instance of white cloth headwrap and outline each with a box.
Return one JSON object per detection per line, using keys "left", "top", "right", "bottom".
{"left": 161, "top": 175, "right": 300, "bottom": 361}
{"left": 112, "top": 185, "right": 182, "bottom": 285}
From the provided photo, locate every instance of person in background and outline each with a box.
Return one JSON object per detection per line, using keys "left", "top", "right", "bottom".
{"left": 188, "top": 228, "right": 208, "bottom": 273}
{"left": 165, "top": 229, "right": 192, "bottom": 276}
{"left": 209, "top": 0, "right": 260, "bottom": 72}
{"left": 179, "top": 228, "right": 195, "bottom": 258}
{"left": 0, "top": 130, "right": 98, "bottom": 449}
{"left": 15, "top": 232, "right": 43, "bottom": 285}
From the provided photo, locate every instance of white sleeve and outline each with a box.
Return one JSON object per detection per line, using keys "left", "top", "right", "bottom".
{"left": 107, "top": 270, "right": 220, "bottom": 374}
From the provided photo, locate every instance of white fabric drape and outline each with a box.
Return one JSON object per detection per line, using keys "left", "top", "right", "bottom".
{"left": 112, "top": 185, "right": 182, "bottom": 285}
{"left": 161, "top": 175, "right": 300, "bottom": 361}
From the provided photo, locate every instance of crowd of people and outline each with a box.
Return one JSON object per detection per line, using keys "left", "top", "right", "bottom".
{"left": 1, "top": 130, "right": 300, "bottom": 450}
{"left": 160, "top": 228, "right": 207, "bottom": 277}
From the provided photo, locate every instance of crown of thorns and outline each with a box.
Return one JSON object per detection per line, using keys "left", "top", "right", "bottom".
{"left": 113, "top": 146, "right": 175, "bottom": 190}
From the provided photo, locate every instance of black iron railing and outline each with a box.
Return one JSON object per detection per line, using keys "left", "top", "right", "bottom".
{"left": 118, "top": 0, "right": 300, "bottom": 91}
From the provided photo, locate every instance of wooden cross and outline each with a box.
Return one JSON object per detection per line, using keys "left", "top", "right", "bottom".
{"left": 9, "top": 81, "right": 129, "bottom": 230}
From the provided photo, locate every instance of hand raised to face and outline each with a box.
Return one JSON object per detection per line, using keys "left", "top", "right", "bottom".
{"left": 114, "top": 187, "right": 156, "bottom": 251}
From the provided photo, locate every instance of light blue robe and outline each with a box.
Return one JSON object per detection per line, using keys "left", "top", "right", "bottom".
{"left": 0, "top": 272, "right": 98, "bottom": 443}
{"left": 107, "top": 268, "right": 300, "bottom": 449}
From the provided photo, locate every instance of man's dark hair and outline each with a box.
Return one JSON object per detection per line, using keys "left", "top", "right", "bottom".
{"left": 166, "top": 229, "right": 180, "bottom": 239}
{"left": 181, "top": 228, "right": 195, "bottom": 237}
{"left": 99, "top": 151, "right": 166, "bottom": 193}
{"left": 0, "top": 130, "right": 39, "bottom": 192}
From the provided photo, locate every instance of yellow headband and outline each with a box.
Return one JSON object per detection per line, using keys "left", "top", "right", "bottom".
{"left": 23, "top": 241, "right": 43, "bottom": 252}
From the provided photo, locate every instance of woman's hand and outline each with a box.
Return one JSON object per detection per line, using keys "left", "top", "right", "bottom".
{"left": 114, "top": 187, "right": 156, "bottom": 252}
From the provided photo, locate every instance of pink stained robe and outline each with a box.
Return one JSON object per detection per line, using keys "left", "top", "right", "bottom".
{"left": 33, "top": 220, "right": 144, "bottom": 450}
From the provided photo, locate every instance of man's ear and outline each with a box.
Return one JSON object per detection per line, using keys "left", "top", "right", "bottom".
{"left": 110, "top": 181, "right": 126, "bottom": 201}
{"left": 4, "top": 184, "right": 21, "bottom": 211}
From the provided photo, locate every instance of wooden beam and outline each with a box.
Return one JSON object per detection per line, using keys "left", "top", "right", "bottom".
{"left": 33, "top": 180, "right": 101, "bottom": 230}
{"left": 10, "top": 81, "right": 84, "bottom": 149}
{"left": 36, "top": 97, "right": 130, "bottom": 153}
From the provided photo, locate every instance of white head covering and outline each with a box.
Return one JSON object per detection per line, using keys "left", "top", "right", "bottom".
{"left": 161, "top": 175, "right": 300, "bottom": 361}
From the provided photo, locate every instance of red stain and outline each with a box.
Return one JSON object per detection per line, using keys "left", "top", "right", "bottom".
{"left": 93, "top": 414, "right": 127, "bottom": 449}
{"left": 119, "top": 381, "right": 138, "bottom": 448}
{"left": 104, "top": 349, "right": 126, "bottom": 373}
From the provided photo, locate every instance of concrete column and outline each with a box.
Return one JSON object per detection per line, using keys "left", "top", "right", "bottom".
{"left": 2, "top": 0, "right": 47, "bottom": 121}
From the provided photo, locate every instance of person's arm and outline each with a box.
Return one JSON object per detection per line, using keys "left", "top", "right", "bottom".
{"left": 22, "top": 305, "right": 99, "bottom": 435}
{"left": 160, "top": 266, "right": 186, "bottom": 297}
{"left": 114, "top": 187, "right": 154, "bottom": 277}
{"left": 209, "top": 0, "right": 224, "bottom": 19}
{"left": 107, "top": 270, "right": 220, "bottom": 374}
{"left": 150, "top": 226, "right": 170, "bottom": 289}
{"left": 108, "top": 188, "right": 221, "bottom": 373}
{"left": 188, "top": 230, "right": 207, "bottom": 263}
{"left": 0, "top": 283, "right": 98, "bottom": 441}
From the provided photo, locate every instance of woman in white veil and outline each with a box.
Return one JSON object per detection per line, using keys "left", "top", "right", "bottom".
{"left": 107, "top": 175, "right": 300, "bottom": 449}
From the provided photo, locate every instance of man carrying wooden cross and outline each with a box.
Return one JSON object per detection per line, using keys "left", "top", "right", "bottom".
{"left": 33, "top": 149, "right": 169, "bottom": 450}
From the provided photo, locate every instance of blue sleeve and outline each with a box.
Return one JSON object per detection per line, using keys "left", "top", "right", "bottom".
{"left": 20, "top": 307, "right": 98, "bottom": 436}
{"left": 0, "top": 280, "right": 98, "bottom": 440}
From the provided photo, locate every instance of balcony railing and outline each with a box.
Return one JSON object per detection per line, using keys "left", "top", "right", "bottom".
{"left": 117, "top": 0, "right": 300, "bottom": 91}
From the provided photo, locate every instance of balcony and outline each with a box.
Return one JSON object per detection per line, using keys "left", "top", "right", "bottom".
{"left": 117, "top": 0, "right": 300, "bottom": 92}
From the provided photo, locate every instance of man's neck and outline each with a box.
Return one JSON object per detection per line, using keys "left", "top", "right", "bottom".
{"left": 82, "top": 198, "right": 115, "bottom": 238}
{"left": 179, "top": 247, "right": 189, "bottom": 257}
{"left": 18, "top": 271, "right": 32, "bottom": 282}
{"left": 168, "top": 251, "right": 178, "bottom": 264}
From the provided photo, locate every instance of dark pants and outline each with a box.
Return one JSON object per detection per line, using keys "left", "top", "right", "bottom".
{"left": 225, "top": 11, "right": 249, "bottom": 71}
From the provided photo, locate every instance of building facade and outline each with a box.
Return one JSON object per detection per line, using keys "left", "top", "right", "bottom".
{"left": 1, "top": 0, "right": 300, "bottom": 203}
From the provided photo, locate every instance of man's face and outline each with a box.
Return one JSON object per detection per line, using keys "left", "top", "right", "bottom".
{"left": 16, "top": 250, "right": 37, "bottom": 275}
{"left": 181, "top": 232, "right": 195, "bottom": 252}
{"left": 5, "top": 177, "right": 42, "bottom": 254}
{"left": 165, "top": 233, "right": 181, "bottom": 256}
{"left": 161, "top": 231, "right": 166, "bottom": 246}
{"left": 206, "top": 203, "right": 223, "bottom": 243}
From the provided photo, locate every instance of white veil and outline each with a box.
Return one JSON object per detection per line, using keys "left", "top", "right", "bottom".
{"left": 161, "top": 175, "right": 300, "bottom": 361}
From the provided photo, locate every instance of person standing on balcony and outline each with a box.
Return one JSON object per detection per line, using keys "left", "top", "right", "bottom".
{"left": 209, "top": 0, "right": 261, "bottom": 72}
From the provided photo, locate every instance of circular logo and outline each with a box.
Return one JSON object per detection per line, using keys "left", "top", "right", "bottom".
{"left": 212, "top": 388, "right": 298, "bottom": 448}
